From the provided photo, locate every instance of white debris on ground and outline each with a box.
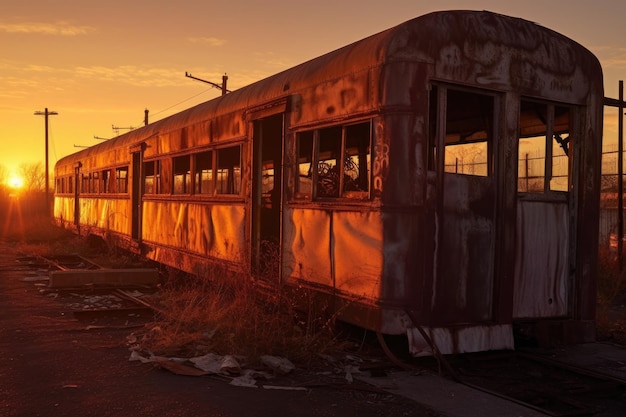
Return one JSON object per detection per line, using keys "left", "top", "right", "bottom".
{"left": 128, "top": 346, "right": 369, "bottom": 390}
{"left": 65, "top": 294, "right": 124, "bottom": 310}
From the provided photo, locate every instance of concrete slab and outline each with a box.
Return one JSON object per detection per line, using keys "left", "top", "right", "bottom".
{"left": 49, "top": 268, "right": 160, "bottom": 288}
{"left": 358, "top": 372, "right": 549, "bottom": 417}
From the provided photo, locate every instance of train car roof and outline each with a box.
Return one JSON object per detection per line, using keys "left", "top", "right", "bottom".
{"left": 56, "top": 9, "right": 602, "bottom": 170}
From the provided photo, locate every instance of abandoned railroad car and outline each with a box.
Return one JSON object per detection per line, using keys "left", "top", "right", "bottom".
{"left": 54, "top": 10, "right": 603, "bottom": 355}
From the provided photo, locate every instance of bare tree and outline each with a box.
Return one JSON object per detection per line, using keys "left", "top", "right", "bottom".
{"left": 0, "top": 164, "right": 7, "bottom": 191}
{"left": 19, "top": 162, "right": 46, "bottom": 193}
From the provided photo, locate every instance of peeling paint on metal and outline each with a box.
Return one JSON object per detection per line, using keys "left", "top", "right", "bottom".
{"left": 513, "top": 201, "right": 569, "bottom": 318}
{"left": 407, "top": 324, "right": 514, "bottom": 356}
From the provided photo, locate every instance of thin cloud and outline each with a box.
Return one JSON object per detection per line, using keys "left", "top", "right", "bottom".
{"left": 0, "top": 21, "right": 95, "bottom": 36}
{"left": 74, "top": 65, "right": 185, "bottom": 87}
{"left": 592, "top": 45, "right": 626, "bottom": 70}
{"left": 186, "top": 36, "right": 226, "bottom": 47}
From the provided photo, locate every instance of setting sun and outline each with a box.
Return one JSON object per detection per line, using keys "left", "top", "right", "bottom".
{"left": 7, "top": 174, "right": 24, "bottom": 190}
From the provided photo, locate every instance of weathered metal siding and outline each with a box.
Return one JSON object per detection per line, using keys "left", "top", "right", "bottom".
{"left": 79, "top": 197, "right": 131, "bottom": 235}
{"left": 333, "top": 211, "right": 383, "bottom": 299}
{"left": 142, "top": 201, "right": 245, "bottom": 264}
{"left": 283, "top": 208, "right": 332, "bottom": 287}
{"left": 282, "top": 208, "right": 383, "bottom": 300}
{"left": 53, "top": 197, "right": 74, "bottom": 225}
{"left": 513, "top": 201, "right": 569, "bottom": 318}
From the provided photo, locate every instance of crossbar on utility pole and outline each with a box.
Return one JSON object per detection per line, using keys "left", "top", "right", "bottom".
{"left": 185, "top": 72, "right": 230, "bottom": 95}
{"left": 34, "top": 108, "right": 58, "bottom": 216}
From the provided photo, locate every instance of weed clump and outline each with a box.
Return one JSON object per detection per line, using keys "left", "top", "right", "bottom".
{"left": 135, "top": 265, "right": 340, "bottom": 367}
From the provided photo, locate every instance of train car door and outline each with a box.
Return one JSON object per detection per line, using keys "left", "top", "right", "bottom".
{"left": 73, "top": 162, "right": 82, "bottom": 229}
{"left": 251, "top": 112, "right": 285, "bottom": 282}
{"left": 430, "top": 85, "right": 498, "bottom": 325}
{"left": 130, "top": 146, "right": 143, "bottom": 241}
{"left": 513, "top": 101, "right": 574, "bottom": 319}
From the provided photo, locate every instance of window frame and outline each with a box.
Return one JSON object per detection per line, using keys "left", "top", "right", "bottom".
{"left": 295, "top": 119, "right": 372, "bottom": 201}
{"left": 517, "top": 98, "right": 574, "bottom": 197}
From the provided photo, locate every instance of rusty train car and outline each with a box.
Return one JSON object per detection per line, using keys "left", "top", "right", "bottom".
{"left": 54, "top": 10, "right": 603, "bottom": 355}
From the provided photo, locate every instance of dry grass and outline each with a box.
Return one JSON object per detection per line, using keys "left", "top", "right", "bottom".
{"left": 135, "top": 265, "right": 341, "bottom": 366}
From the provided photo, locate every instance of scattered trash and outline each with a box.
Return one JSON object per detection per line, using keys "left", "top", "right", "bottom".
{"left": 189, "top": 353, "right": 242, "bottom": 375}
{"left": 261, "top": 355, "right": 295, "bottom": 375}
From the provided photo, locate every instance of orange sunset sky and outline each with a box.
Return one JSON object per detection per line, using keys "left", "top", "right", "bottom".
{"left": 2, "top": 0, "right": 626, "bottom": 181}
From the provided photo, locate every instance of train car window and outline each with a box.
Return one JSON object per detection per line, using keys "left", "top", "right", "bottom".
{"left": 102, "top": 170, "right": 110, "bottom": 193}
{"left": 216, "top": 145, "right": 241, "bottom": 195}
{"left": 518, "top": 101, "right": 547, "bottom": 192}
{"left": 81, "top": 174, "right": 88, "bottom": 193}
{"left": 296, "top": 121, "right": 371, "bottom": 200}
{"left": 144, "top": 161, "right": 160, "bottom": 194}
{"left": 173, "top": 155, "right": 191, "bottom": 194}
{"left": 194, "top": 150, "right": 214, "bottom": 195}
{"left": 68, "top": 176, "right": 73, "bottom": 194}
{"left": 92, "top": 171, "right": 100, "bottom": 194}
{"left": 317, "top": 126, "right": 342, "bottom": 198}
{"left": 443, "top": 89, "right": 493, "bottom": 177}
{"left": 551, "top": 106, "right": 571, "bottom": 192}
{"left": 296, "top": 131, "right": 314, "bottom": 198}
{"left": 518, "top": 100, "right": 571, "bottom": 193}
{"left": 116, "top": 166, "right": 128, "bottom": 194}
{"left": 343, "top": 122, "right": 371, "bottom": 197}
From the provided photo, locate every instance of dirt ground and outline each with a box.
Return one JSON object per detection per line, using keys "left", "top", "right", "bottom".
{"left": 0, "top": 242, "right": 440, "bottom": 417}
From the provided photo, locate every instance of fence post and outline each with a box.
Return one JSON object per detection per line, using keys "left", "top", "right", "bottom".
{"left": 618, "top": 80, "right": 624, "bottom": 270}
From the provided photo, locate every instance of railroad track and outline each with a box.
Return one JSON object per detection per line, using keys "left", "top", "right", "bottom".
{"left": 17, "top": 253, "right": 103, "bottom": 271}
{"left": 17, "top": 253, "right": 158, "bottom": 324}
{"left": 427, "top": 349, "right": 626, "bottom": 417}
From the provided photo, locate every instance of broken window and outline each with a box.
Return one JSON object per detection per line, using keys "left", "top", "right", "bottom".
{"left": 296, "top": 121, "right": 371, "bottom": 200}
{"left": 318, "top": 126, "right": 343, "bottom": 198}
{"left": 296, "top": 131, "right": 313, "bottom": 198}
{"left": 194, "top": 150, "right": 213, "bottom": 195}
{"left": 216, "top": 145, "right": 241, "bottom": 195}
{"left": 443, "top": 89, "right": 494, "bottom": 177}
{"left": 173, "top": 155, "right": 191, "bottom": 194}
{"left": 518, "top": 100, "right": 571, "bottom": 193}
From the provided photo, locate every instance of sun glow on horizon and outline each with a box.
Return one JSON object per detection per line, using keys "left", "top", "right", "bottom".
{"left": 7, "top": 174, "right": 24, "bottom": 190}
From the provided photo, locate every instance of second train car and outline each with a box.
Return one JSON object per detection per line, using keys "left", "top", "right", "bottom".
{"left": 54, "top": 10, "right": 603, "bottom": 355}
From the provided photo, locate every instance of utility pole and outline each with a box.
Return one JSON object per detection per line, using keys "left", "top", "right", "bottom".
{"left": 34, "top": 108, "right": 58, "bottom": 216}
{"left": 617, "top": 80, "right": 624, "bottom": 272}
{"left": 144, "top": 109, "right": 149, "bottom": 126}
